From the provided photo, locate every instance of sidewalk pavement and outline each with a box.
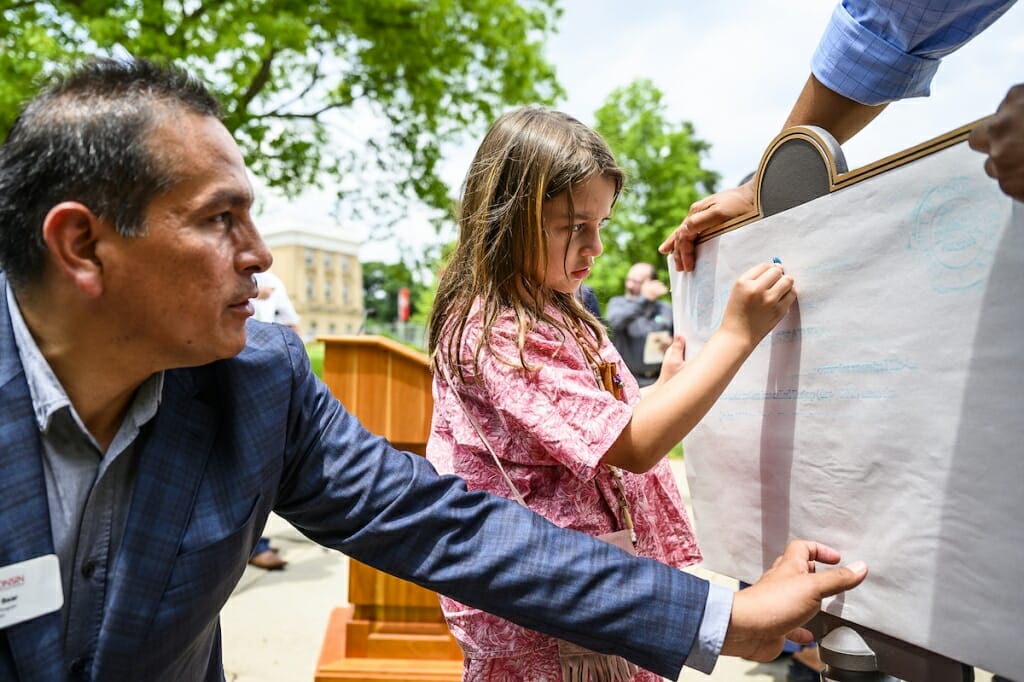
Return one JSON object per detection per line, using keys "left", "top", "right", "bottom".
{"left": 221, "top": 460, "right": 997, "bottom": 682}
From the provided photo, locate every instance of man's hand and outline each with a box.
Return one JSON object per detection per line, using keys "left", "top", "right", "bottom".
{"left": 969, "top": 83, "right": 1024, "bottom": 202}
{"left": 659, "top": 180, "right": 757, "bottom": 272}
{"left": 722, "top": 540, "right": 868, "bottom": 662}
{"left": 640, "top": 278, "right": 668, "bottom": 301}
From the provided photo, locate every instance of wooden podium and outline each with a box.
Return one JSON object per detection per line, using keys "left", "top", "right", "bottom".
{"left": 314, "top": 335, "right": 462, "bottom": 681}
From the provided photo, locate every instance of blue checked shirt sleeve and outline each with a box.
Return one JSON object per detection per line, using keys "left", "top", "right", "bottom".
{"left": 683, "top": 582, "right": 733, "bottom": 673}
{"left": 811, "top": 0, "right": 1018, "bottom": 105}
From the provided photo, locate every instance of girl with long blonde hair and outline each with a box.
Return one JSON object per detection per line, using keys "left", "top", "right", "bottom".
{"left": 427, "top": 106, "right": 795, "bottom": 681}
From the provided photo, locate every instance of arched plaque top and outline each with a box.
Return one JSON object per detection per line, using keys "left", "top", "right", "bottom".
{"left": 754, "top": 125, "right": 847, "bottom": 218}
{"left": 695, "top": 117, "right": 981, "bottom": 243}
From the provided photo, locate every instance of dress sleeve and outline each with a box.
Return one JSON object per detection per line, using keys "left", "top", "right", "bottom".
{"left": 472, "top": 322, "right": 633, "bottom": 482}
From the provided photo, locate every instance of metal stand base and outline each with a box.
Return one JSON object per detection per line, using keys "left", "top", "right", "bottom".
{"left": 806, "top": 613, "right": 973, "bottom": 682}
{"left": 820, "top": 626, "right": 900, "bottom": 682}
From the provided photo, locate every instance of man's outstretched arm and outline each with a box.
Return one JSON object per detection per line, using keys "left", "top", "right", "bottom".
{"left": 660, "top": 0, "right": 1017, "bottom": 271}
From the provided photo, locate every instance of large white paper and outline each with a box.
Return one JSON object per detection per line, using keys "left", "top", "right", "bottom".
{"left": 670, "top": 141, "right": 1023, "bottom": 676}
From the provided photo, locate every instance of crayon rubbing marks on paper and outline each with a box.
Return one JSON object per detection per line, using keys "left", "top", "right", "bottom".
{"left": 908, "top": 177, "right": 1003, "bottom": 293}
{"left": 813, "top": 358, "right": 916, "bottom": 375}
{"left": 720, "top": 387, "right": 895, "bottom": 402}
{"left": 690, "top": 266, "right": 719, "bottom": 325}
{"left": 769, "top": 327, "right": 825, "bottom": 345}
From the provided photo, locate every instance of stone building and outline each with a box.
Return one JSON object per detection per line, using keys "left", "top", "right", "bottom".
{"left": 259, "top": 226, "right": 364, "bottom": 340}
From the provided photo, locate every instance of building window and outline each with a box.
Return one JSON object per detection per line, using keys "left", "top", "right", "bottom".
{"left": 304, "top": 248, "right": 314, "bottom": 267}
{"left": 341, "top": 257, "right": 350, "bottom": 275}
{"left": 309, "top": 320, "right": 318, "bottom": 336}
{"left": 324, "top": 253, "right": 332, "bottom": 269}
{"left": 342, "top": 283, "right": 349, "bottom": 304}
{"left": 324, "top": 281, "right": 332, "bottom": 301}
{"left": 328, "top": 322, "right": 337, "bottom": 334}
{"left": 306, "top": 278, "right": 314, "bottom": 301}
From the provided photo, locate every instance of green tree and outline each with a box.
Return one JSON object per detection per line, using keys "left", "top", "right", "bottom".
{"left": 409, "top": 239, "right": 453, "bottom": 326}
{"left": 0, "top": 0, "right": 563, "bottom": 218}
{"left": 362, "top": 259, "right": 426, "bottom": 324}
{"left": 590, "top": 79, "right": 718, "bottom": 306}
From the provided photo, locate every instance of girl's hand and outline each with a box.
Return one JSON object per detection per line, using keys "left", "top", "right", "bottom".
{"left": 719, "top": 263, "right": 796, "bottom": 349}
{"left": 658, "top": 334, "right": 687, "bottom": 382}
{"left": 640, "top": 334, "right": 686, "bottom": 398}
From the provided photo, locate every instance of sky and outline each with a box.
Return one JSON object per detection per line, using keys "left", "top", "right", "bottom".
{"left": 258, "top": 1, "right": 1024, "bottom": 263}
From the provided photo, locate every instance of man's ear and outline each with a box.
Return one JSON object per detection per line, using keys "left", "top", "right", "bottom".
{"left": 41, "top": 202, "right": 106, "bottom": 297}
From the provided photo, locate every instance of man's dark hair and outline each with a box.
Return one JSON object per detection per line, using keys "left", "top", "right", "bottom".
{"left": 0, "top": 57, "right": 223, "bottom": 288}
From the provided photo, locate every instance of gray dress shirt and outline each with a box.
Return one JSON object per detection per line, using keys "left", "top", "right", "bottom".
{"left": 6, "top": 285, "right": 162, "bottom": 667}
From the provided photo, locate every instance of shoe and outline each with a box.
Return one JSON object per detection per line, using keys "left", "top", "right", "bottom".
{"left": 786, "top": 659, "right": 821, "bottom": 682}
{"left": 248, "top": 549, "right": 287, "bottom": 570}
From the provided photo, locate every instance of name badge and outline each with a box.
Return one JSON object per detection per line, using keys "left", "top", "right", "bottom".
{"left": 0, "top": 555, "right": 63, "bottom": 629}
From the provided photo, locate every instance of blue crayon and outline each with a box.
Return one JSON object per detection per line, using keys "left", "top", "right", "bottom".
{"left": 771, "top": 257, "right": 782, "bottom": 265}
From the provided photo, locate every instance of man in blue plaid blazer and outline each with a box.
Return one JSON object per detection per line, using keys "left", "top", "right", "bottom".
{"left": 0, "top": 58, "right": 866, "bottom": 681}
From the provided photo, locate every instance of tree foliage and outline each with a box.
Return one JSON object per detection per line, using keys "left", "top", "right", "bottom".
{"left": 362, "top": 259, "right": 426, "bottom": 324}
{"left": 589, "top": 79, "right": 718, "bottom": 307}
{"left": 0, "top": 0, "right": 563, "bottom": 217}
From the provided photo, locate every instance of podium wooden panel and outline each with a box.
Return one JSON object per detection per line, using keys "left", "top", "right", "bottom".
{"left": 315, "top": 336, "right": 462, "bottom": 681}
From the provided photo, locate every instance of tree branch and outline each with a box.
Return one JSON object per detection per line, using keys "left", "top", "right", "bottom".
{"left": 239, "top": 48, "right": 278, "bottom": 112}
{"left": 266, "top": 57, "right": 324, "bottom": 114}
{"left": 255, "top": 101, "right": 351, "bottom": 120}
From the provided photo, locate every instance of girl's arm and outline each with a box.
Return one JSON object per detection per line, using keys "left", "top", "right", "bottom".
{"left": 602, "top": 263, "right": 795, "bottom": 473}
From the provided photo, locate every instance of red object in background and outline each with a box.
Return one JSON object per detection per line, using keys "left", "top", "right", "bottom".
{"left": 398, "top": 287, "right": 410, "bottom": 322}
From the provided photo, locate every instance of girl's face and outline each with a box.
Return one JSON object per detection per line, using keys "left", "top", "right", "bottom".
{"left": 541, "top": 174, "right": 615, "bottom": 294}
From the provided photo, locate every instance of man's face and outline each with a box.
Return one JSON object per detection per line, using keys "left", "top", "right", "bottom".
{"left": 625, "top": 264, "right": 651, "bottom": 297}
{"left": 541, "top": 174, "right": 614, "bottom": 295}
{"left": 98, "top": 112, "right": 271, "bottom": 370}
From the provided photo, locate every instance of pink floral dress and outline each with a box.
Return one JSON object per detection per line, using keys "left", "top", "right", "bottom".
{"left": 427, "top": 305, "right": 701, "bottom": 681}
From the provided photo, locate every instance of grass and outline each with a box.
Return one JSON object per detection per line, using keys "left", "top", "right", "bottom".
{"left": 668, "top": 442, "right": 684, "bottom": 459}
{"left": 305, "top": 341, "right": 325, "bottom": 379}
